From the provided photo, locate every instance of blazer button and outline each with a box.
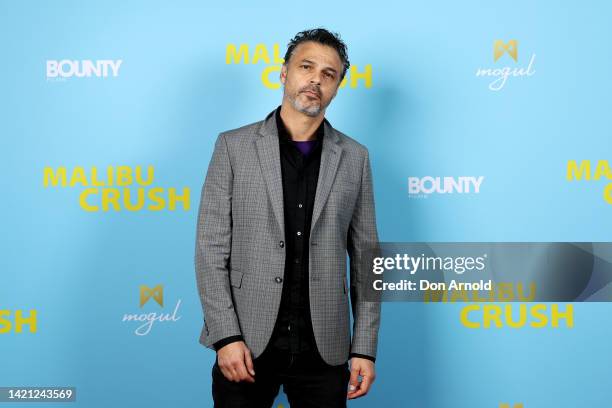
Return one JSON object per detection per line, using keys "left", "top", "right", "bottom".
{"left": 275, "top": 277, "right": 283, "bottom": 283}
{"left": 279, "top": 241, "right": 285, "bottom": 248}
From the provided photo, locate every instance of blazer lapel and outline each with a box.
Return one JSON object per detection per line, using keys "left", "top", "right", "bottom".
{"left": 311, "top": 120, "right": 343, "bottom": 235}
{"left": 255, "top": 112, "right": 285, "bottom": 234}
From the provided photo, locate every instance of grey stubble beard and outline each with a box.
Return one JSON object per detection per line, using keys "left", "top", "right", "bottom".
{"left": 284, "top": 88, "right": 322, "bottom": 117}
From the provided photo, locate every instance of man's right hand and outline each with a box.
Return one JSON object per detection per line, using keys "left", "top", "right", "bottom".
{"left": 216, "top": 341, "right": 256, "bottom": 383}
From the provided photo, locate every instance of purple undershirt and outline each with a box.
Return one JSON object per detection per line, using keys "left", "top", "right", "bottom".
{"left": 292, "top": 140, "right": 318, "bottom": 157}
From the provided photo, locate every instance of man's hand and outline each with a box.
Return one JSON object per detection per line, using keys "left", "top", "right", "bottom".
{"left": 216, "top": 341, "right": 256, "bottom": 383}
{"left": 347, "top": 357, "right": 376, "bottom": 399}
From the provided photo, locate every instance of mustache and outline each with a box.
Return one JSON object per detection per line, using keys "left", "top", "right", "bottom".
{"left": 299, "top": 86, "right": 321, "bottom": 97}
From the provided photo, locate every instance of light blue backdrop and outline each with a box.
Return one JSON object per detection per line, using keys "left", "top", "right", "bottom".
{"left": 2, "top": 1, "right": 611, "bottom": 407}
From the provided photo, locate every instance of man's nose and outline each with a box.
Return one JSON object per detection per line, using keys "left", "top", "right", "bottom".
{"left": 309, "top": 71, "right": 321, "bottom": 85}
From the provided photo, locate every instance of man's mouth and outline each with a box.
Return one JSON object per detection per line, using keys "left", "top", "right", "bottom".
{"left": 301, "top": 90, "right": 320, "bottom": 99}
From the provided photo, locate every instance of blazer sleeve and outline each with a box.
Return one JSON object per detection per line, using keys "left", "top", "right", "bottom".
{"left": 347, "top": 148, "right": 382, "bottom": 360}
{"left": 195, "top": 132, "right": 243, "bottom": 347}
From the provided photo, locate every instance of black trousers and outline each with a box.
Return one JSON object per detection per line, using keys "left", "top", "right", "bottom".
{"left": 211, "top": 345, "right": 350, "bottom": 408}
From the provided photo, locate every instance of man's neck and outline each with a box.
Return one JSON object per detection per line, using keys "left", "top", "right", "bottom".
{"left": 279, "top": 102, "right": 325, "bottom": 142}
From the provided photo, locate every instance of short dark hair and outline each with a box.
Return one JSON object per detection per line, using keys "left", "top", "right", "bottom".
{"left": 283, "top": 28, "right": 350, "bottom": 81}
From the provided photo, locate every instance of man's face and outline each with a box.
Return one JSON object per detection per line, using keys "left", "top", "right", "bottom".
{"left": 280, "top": 41, "right": 343, "bottom": 117}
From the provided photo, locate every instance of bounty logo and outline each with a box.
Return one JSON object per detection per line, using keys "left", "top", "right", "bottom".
{"left": 476, "top": 39, "right": 535, "bottom": 91}
{"left": 408, "top": 176, "right": 484, "bottom": 198}
{"left": 46, "top": 59, "right": 122, "bottom": 80}
{"left": 122, "top": 284, "right": 182, "bottom": 336}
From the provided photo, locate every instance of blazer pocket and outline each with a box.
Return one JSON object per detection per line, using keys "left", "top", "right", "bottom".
{"left": 329, "top": 182, "right": 359, "bottom": 209}
{"left": 340, "top": 179, "right": 359, "bottom": 192}
{"left": 230, "top": 270, "right": 244, "bottom": 289}
{"left": 343, "top": 276, "right": 348, "bottom": 294}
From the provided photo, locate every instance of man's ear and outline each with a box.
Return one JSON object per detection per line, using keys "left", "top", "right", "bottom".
{"left": 280, "top": 64, "right": 287, "bottom": 85}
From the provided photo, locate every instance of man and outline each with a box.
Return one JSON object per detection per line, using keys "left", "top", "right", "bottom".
{"left": 195, "top": 28, "right": 381, "bottom": 407}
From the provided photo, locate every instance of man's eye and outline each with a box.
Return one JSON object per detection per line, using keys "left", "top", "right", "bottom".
{"left": 324, "top": 72, "right": 334, "bottom": 79}
{"left": 301, "top": 65, "right": 310, "bottom": 69}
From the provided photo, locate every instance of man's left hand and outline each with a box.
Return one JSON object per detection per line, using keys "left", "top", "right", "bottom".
{"left": 347, "top": 357, "right": 376, "bottom": 399}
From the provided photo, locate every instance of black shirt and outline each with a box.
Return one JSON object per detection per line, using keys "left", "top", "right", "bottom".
{"left": 270, "top": 105, "right": 323, "bottom": 354}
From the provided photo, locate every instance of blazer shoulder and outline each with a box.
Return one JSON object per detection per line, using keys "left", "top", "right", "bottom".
{"left": 218, "top": 119, "right": 263, "bottom": 146}
{"left": 332, "top": 127, "right": 370, "bottom": 157}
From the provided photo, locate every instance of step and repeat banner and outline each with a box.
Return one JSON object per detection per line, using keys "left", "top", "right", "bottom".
{"left": 2, "top": 1, "right": 611, "bottom": 407}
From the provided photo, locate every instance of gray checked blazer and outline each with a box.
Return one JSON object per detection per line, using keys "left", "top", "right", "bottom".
{"left": 195, "top": 108, "right": 381, "bottom": 366}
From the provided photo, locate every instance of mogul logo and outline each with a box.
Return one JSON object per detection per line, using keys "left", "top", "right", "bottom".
{"left": 140, "top": 285, "right": 163, "bottom": 307}
{"left": 500, "top": 404, "right": 523, "bottom": 408}
{"left": 122, "top": 285, "right": 182, "bottom": 336}
{"left": 494, "top": 39, "right": 518, "bottom": 62}
{"left": 408, "top": 176, "right": 484, "bottom": 197}
{"left": 46, "top": 59, "right": 122, "bottom": 80}
{"left": 475, "top": 39, "right": 535, "bottom": 91}
{"left": 225, "top": 43, "right": 372, "bottom": 89}
{"left": 0, "top": 310, "right": 37, "bottom": 333}
{"left": 567, "top": 160, "right": 612, "bottom": 205}
{"left": 43, "top": 165, "right": 190, "bottom": 212}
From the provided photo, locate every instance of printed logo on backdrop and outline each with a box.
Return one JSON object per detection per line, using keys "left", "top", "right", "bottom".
{"left": 567, "top": 160, "right": 612, "bottom": 205}
{"left": 46, "top": 60, "right": 123, "bottom": 82}
{"left": 0, "top": 310, "right": 37, "bottom": 334}
{"left": 43, "top": 165, "right": 190, "bottom": 212}
{"left": 122, "top": 285, "right": 182, "bottom": 336}
{"left": 476, "top": 39, "right": 535, "bottom": 91}
{"left": 407, "top": 176, "right": 484, "bottom": 198}
{"left": 225, "top": 43, "right": 372, "bottom": 89}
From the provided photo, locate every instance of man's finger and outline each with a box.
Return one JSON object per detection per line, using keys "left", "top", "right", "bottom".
{"left": 232, "top": 358, "right": 255, "bottom": 383}
{"left": 236, "top": 363, "right": 255, "bottom": 383}
{"left": 355, "top": 373, "right": 373, "bottom": 398}
{"left": 219, "top": 364, "right": 236, "bottom": 382}
{"left": 347, "top": 367, "right": 360, "bottom": 395}
{"left": 244, "top": 348, "right": 256, "bottom": 377}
